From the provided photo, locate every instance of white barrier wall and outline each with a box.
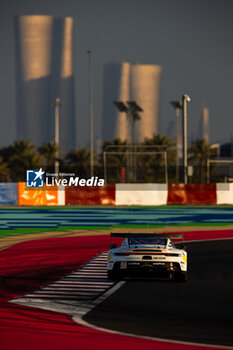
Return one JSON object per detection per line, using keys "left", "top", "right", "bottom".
{"left": 58, "top": 185, "right": 65, "bottom": 205}
{"left": 116, "top": 184, "right": 168, "bottom": 206}
{"left": 217, "top": 183, "right": 233, "bottom": 204}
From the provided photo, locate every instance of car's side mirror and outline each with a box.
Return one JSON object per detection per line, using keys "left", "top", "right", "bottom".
{"left": 109, "top": 244, "right": 117, "bottom": 249}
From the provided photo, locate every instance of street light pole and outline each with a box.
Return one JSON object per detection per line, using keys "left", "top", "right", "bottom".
{"left": 87, "top": 50, "right": 94, "bottom": 177}
{"left": 175, "top": 107, "right": 180, "bottom": 182}
{"left": 182, "top": 94, "right": 191, "bottom": 184}
{"left": 51, "top": 97, "right": 62, "bottom": 178}
{"left": 127, "top": 112, "right": 133, "bottom": 182}
{"left": 113, "top": 101, "right": 143, "bottom": 183}
{"left": 170, "top": 101, "right": 182, "bottom": 183}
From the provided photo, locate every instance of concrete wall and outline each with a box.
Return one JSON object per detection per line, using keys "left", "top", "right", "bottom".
{"left": 116, "top": 184, "right": 167, "bottom": 205}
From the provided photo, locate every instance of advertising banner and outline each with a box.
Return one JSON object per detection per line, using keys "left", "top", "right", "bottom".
{"left": 18, "top": 182, "right": 58, "bottom": 206}
{"left": 0, "top": 183, "right": 18, "bottom": 205}
{"left": 65, "top": 185, "right": 115, "bottom": 205}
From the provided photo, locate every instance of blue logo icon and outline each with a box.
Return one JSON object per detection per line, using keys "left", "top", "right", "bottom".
{"left": 26, "top": 168, "right": 45, "bottom": 188}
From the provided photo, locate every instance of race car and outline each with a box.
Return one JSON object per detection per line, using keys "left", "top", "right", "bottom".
{"left": 107, "top": 233, "right": 187, "bottom": 282}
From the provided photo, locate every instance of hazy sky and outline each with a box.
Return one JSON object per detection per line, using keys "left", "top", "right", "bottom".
{"left": 0, "top": 0, "right": 233, "bottom": 149}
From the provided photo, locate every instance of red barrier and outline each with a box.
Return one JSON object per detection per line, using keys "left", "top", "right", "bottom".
{"left": 167, "top": 184, "right": 217, "bottom": 205}
{"left": 65, "top": 185, "right": 116, "bottom": 205}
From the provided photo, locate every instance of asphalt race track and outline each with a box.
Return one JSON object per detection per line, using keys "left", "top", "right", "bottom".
{"left": 84, "top": 239, "right": 233, "bottom": 347}
{"left": 1, "top": 223, "right": 233, "bottom": 350}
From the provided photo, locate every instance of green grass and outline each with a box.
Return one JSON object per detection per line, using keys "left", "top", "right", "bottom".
{"left": 2, "top": 205, "right": 233, "bottom": 210}
{"left": 0, "top": 222, "right": 232, "bottom": 238}
{"left": 1, "top": 206, "right": 233, "bottom": 239}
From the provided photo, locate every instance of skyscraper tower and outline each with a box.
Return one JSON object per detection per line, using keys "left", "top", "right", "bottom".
{"left": 115, "top": 62, "right": 131, "bottom": 140}
{"left": 102, "top": 62, "right": 162, "bottom": 143}
{"left": 15, "top": 15, "right": 75, "bottom": 151}
{"left": 130, "top": 64, "right": 162, "bottom": 142}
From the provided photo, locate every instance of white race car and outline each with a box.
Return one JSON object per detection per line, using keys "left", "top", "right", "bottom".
{"left": 107, "top": 233, "right": 187, "bottom": 282}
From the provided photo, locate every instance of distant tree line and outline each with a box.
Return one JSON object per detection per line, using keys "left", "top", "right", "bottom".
{"left": 0, "top": 136, "right": 220, "bottom": 183}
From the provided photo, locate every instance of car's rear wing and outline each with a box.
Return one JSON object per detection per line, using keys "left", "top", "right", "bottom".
{"left": 111, "top": 232, "right": 184, "bottom": 240}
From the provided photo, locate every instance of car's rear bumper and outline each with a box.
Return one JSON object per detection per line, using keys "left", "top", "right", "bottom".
{"left": 111, "top": 260, "right": 182, "bottom": 277}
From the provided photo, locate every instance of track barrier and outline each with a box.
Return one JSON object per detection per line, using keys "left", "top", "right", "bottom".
{"left": 0, "top": 182, "right": 231, "bottom": 205}
{"left": 0, "top": 183, "right": 18, "bottom": 205}
{"left": 65, "top": 184, "right": 115, "bottom": 205}
{"left": 167, "top": 184, "right": 217, "bottom": 205}
{"left": 116, "top": 184, "right": 168, "bottom": 205}
{"left": 18, "top": 182, "right": 58, "bottom": 206}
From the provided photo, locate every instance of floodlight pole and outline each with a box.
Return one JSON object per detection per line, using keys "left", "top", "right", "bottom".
{"left": 126, "top": 102, "right": 142, "bottom": 183}
{"left": 175, "top": 107, "right": 180, "bottom": 182}
{"left": 207, "top": 158, "right": 210, "bottom": 184}
{"left": 170, "top": 101, "right": 182, "bottom": 183}
{"left": 51, "top": 97, "right": 62, "bottom": 178}
{"left": 103, "top": 151, "right": 107, "bottom": 184}
{"left": 132, "top": 116, "right": 136, "bottom": 182}
{"left": 87, "top": 50, "right": 94, "bottom": 177}
{"left": 113, "top": 101, "right": 142, "bottom": 183}
{"left": 182, "top": 94, "right": 191, "bottom": 184}
{"left": 126, "top": 110, "right": 133, "bottom": 182}
{"left": 131, "top": 115, "right": 141, "bottom": 182}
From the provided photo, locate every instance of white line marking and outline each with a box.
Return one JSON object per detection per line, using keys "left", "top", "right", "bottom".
{"left": 62, "top": 278, "right": 108, "bottom": 281}
{"left": 24, "top": 295, "right": 91, "bottom": 299}
{"left": 79, "top": 262, "right": 107, "bottom": 266}
{"left": 78, "top": 267, "right": 107, "bottom": 270}
{"left": 71, "top": 274, "right": 107, "bottom": 277}
{"left": 33, "top": 290, "right": 100, "bottom": 295}
{"left": 71, "top": 270, "right": 107, "bottom": 274}
{"left": 82, "top": 268, "right": 106, "bottom": 270}
{"left": 43, "top": 286, "right": 106, "bottom": 291}
{"left": 11, "top": 251, "right": 114, "bottom": 306}
{"left": 55, "top": 281, "right": 112, "bottom": 285}
{"left": 70, "top": 274, "right": 107, "bottom": 278}
{"left": 72, "top": 270, "right": 107, "bottom": 277}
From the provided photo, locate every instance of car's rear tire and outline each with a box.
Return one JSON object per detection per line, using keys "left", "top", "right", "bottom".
{"left": 107, "top": 270, "right": 114, "bottom": 280}
{"left": 174, "top": 271, "right": 187, "bottom": 282}
{"left": 107, "top": 270, "right": 122, "bottom": 281}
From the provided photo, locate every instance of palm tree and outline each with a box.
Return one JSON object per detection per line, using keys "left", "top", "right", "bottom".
{"left": 144, "top": 134, "right": 176, "bottom": 161}
{"left": 141, "top": 134, "right": 176, "bottom": 183}
{"left": 9, "top": 140, "right": 45, "bottom": 181}
{"left": 102, "top": 139, "right": 127, "bottom": 183}
{"left": 0, "top": 156, "right": 10, "bottom": 181}
{"left": 0, "top": 145, "right": 15, "bottom": 182}
{"left": 38, "top": 142, "right": 60, "bottom": 171}
{"left": 188, "top": 139, "right": 215, "bottom": 183}
{"left": 0, "top": 145, "right": 15, "bottom": 162}
{"left": 102, "top": 138, "right": 127, "bottom": 149}
{"left": 66, "top": 148, "right": 99, "bottom": 178}
{"left": 144, "top": 134, "right": 175, "bottom": 148}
